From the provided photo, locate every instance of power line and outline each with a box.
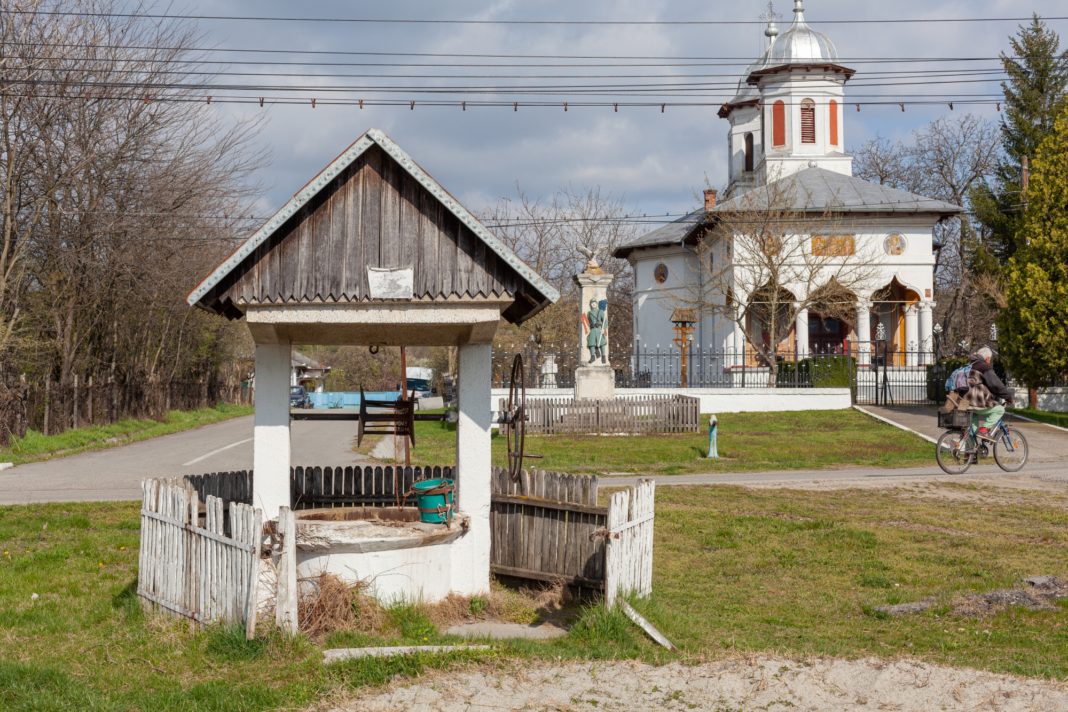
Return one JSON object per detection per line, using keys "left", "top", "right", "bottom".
{"left": 9, "top": 9, "right": 1068, "bottom": 26}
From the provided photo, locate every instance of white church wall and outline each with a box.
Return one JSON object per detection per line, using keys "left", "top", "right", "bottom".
{"left": 758, "top": 74, "right": 852, "bottom": 181}
{"left": 630, "top": 246, "right": 701, "bottom": 351}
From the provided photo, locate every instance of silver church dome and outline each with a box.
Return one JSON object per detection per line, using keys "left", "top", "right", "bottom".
{"left": 765, "top": 0, "right": 839, "bottom": 66}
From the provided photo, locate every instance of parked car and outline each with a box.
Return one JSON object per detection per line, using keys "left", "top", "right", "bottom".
{"left": 290, "top": 385, "right": 311, "bottom": 409}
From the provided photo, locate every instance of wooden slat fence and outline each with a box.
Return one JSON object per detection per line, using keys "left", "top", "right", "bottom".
{"left": 515, "top": 394, "right": 699, "bottom": 435}
{"left": 137, "top": 479, "right": 262, "bottom": 634}
{"left": 181, "top": 466, "right": 453, "bottom": 510}
{"left": 605, "top": 479, "right": 656, "bottom": 606}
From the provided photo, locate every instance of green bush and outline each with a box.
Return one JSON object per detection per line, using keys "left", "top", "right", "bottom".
{"left": 777, "top": 356, "right": 854, "bottom": 388}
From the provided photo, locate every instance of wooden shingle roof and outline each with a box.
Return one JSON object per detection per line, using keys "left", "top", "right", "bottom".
{"left": 188, "top": 129, "right": 558, "bottom": 324}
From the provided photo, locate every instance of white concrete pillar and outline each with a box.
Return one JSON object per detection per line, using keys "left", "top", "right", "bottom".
{"left": 904, "top": 305, "right": 919, "bottom": 367}
{"left": 253, "top": 342, "right": 292, "bottom": 520}
{"left": 918, "top": 301, "right": 934, "bottom": 365}
{"left": 856, "top": 300, "right": 872, "bottom": 367}
{"left": 732, "top": 320, "right": 745, "bottom": 368}
{"left": 451, "top": 342, "right": 492, "bottom": 596}
{"left": 795, "top": 306, "right": 810, "bottom": 359}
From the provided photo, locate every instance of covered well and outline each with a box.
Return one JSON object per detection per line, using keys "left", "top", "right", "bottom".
{"left": 188, "top": 129, "right": 557, "bottom": 600}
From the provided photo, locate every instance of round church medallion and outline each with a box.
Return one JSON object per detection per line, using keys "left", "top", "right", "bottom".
{"left": 884, "top": 234, "right": 907, "bottom": 256}
{"left": 654, "top": 263, "right": 669, "bottom": 284}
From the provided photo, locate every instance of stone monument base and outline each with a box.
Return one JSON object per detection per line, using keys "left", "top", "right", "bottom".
{"left": 575, "top": 365, "right": 615, "bottom": 401}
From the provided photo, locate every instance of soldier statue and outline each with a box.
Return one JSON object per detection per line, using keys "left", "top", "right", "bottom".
{"left": 585, "top": 298, "right": 608, "bottom": 364}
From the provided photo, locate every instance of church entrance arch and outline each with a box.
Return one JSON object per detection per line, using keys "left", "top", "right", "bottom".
{"left": 870, "top": 278, "right": 921, "bottom": 366}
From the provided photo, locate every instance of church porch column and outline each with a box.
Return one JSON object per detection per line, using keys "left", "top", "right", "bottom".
{"left": 856, "top": 300, "right": 872, "bottom": 366}
{"left": 918, "top": 302, "right": 934, "bottom": 365}
{"left": 794, "top": 305, "right": 810, "bottom": 359}
{"left": 904, "top": 305, "right": 919, "bottom": 367}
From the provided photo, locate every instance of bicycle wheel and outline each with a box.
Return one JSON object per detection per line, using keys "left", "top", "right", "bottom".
{"left": 993, "top": 426, "right": 1029, "bottom": 472}
{"left": 935, "top": 429, "right": 974, "bottom": 474}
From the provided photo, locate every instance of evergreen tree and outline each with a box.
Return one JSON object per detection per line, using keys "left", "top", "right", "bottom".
{"left": 998, "top": 111, "right": 1068, "bottom": 389}
{"left": 972, "top": 15, "right": 1068, "bottom": 266}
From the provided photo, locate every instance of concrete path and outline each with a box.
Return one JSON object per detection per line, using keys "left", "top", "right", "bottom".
{"left": 862, "top": 404, "right": 1068, "bottom": 464}
{"left": 0, "top": 416, "right": 371, "bottom": 505}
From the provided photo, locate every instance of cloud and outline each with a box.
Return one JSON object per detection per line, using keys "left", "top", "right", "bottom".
{"left": 187, "top": 0, "right": 1068, "bottom": 222}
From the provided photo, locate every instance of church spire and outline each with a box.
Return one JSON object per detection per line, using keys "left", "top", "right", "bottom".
{"left": 764, "top": 2, "right": 780, "bottom": 48}
{"left": 793, "top": 0, "right": 807, "bottom": 24}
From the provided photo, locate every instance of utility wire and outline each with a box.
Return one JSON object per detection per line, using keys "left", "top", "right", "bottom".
{"left": 9, "top": 9, "right": 1068, "bottom": 26}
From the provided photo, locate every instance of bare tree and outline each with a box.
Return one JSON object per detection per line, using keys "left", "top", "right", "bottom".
{"left": 482, "top": 186, "right": 638, "bottom": 383}
{"left": 3, "top": 0, "right": 264, "bottom": 389}
{"left": 683, "top": 178, "right": 881, "bottom": 385}
{"left": 854, "top": 115, "right": 1000, "bottom": 356}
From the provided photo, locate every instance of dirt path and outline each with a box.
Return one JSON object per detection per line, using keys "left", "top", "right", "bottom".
{"left": 322, "top": 656, "right": 1068, "bottom": 711}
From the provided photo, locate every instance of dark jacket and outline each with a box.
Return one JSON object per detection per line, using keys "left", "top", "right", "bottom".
{"left": 966, "top": 358, "right": 1013, "bottom": 408}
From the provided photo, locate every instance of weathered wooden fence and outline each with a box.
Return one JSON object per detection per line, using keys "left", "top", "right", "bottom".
{"left": 182, "top": 465, "right": 453, "bottom": 510}
{"left": 490, "top": 467, "right": 656, "bottom": 599}
{"left": 490, "top": 467, "right": 607, "bottom": 588}
{"left": 605, "top": 479, "right": 656, "bottom": 606}
{"left": 515, "top": 394, "right": 699, "bottom": 435}
{"left": 137, "top": 479, "right": 262, "bottom": 635}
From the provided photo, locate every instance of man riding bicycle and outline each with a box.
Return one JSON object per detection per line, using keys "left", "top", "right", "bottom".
{"left": 964, "top": 346, "right": 1014, "bottom": 437}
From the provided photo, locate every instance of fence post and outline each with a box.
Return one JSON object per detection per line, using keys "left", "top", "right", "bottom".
{"left": 275, "top": 507, "right": 298, "bottom": 635}
{"left": 72, "top": 374, "right": 79, "bottom": 429}
{"left": 43, "top": 377, "right": 51, "bottom": 436}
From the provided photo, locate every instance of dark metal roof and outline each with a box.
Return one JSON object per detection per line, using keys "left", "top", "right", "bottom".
{"left": 613, "top": 209, "right": 707, "bottom": 259}
{"left": 712, "top": 167, "right": 964, "bottom": 216}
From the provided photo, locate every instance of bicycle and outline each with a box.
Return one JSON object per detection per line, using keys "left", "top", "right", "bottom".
{"left": 935, "top": 407, "right": 1029, "bottom": 475}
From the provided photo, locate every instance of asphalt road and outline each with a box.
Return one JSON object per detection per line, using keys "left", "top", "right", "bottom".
{"left": 0, "top": 415, "right": 370, "bottom": 505}
{"left": 2, "top": 405, "right": 1066, "bottom": 505}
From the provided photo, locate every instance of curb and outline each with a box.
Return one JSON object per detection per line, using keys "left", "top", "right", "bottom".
{"left": 852, "top": 405, "right": 939, "bottom": 445}
{"left": 1006, "top": 412, "right": 1068, "bottom": 434}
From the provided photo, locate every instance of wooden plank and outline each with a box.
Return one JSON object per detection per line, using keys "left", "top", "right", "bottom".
{"left": 323, "top": 645, "right": 492, "bottom": 663}
{"left": 621, "top": 601, "right": 675, "bottom": 650}
{"left": 490, "top": 564, "right": 604, "bottom": 589}
{"left": 276, "top": 507, "right": 299, "bottom": 634}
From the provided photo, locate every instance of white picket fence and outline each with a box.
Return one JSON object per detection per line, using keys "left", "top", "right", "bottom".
{"left": 605, "top": 479, "right": 656, "bottom": 607}
{"left": 138, "top": 479, "right": 263, "bottom": 636}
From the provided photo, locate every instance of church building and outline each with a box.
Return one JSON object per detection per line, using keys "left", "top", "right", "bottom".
{"left": 614, "top": 1, "right": 962, "bottom": 374}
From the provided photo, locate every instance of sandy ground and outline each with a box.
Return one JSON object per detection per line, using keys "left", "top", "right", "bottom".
{"left": 321, "top": 656, "right": 1068, "bottom": 711}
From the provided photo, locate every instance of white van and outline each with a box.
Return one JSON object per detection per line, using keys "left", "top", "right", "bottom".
{"left": 405, "top": 367, "right": 434, "bottom": 399}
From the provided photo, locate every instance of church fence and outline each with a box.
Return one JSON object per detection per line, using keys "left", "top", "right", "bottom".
{"left": 492, "top": 343, "right": 948, "bottom": 405}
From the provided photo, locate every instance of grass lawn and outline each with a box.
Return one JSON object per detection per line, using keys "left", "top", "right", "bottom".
{"left": 362, "top": 409, "right": 933, "bottom": 474}
{"left": 2, "top": 485, "right": 1067, "bottom": 709}
{"left": 1012, "top": 407, "right": 1068, "bottom": 429}
{"left": 0, "top": 404, "right": 253, "bottom": 465}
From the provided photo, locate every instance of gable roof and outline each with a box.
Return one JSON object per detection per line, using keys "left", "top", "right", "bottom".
{"left": 613, "top": 209, "right": 707, "bottom": 259}
{"left": 713, "top": 167, "right": 964, "bottom": 216}
{"left": 188, "top": 128, "right": 558, "bottom": 322}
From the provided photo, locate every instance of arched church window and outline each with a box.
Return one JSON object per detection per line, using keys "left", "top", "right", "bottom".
{"left": 801, "top": 99, "right": 816, "bottom": 144}
{"left": 744, "top": 133, "right": 754, "bottom": 172}
{"left": 829, "top": 99, "right": 839, "bottom": 146}
{"left": 772, "top": 101, "right": 786, "bottom": 147}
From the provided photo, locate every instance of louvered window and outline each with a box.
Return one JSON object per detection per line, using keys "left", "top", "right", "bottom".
{"left": 801, "top": 99, "right": 816, "bottom": 144}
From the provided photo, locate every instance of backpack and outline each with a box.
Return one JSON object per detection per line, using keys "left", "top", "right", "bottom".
{"left": 945, "top": 365, "right": 971, "bottom": 394}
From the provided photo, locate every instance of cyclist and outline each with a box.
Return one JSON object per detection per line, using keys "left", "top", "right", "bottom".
{"left": 964, "top": 346, "right": 1014, "bottom": 438}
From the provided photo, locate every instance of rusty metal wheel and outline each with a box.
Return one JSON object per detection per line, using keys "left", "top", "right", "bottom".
{"left": 505, "top": 354, "right": 527, "bottom": 481}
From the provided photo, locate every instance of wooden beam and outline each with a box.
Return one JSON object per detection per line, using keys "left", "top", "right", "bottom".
{"left": 491, "top": 493, "right": 608, "bottom": 517}
{"left": 323, "top": 645, "right": 492, "bottom": 664}
{"left": 491, "top": 564, "right": 604, "bottom": 590}
{"left": 621, "top": 601, "right": 676, "bottom": 651}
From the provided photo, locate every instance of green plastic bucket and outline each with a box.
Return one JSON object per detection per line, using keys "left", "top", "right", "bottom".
{"left": 413, "top": 478, "right": 454, "bottom": 524}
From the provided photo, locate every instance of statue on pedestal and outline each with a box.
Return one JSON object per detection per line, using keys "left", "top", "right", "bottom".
{"left": 584, "top": 299, "right": 608, "bottom": 364}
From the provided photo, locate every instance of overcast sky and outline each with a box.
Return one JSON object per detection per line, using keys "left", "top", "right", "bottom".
{"left": 176, "top": 0, "right": 1068, "bottom": 223}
